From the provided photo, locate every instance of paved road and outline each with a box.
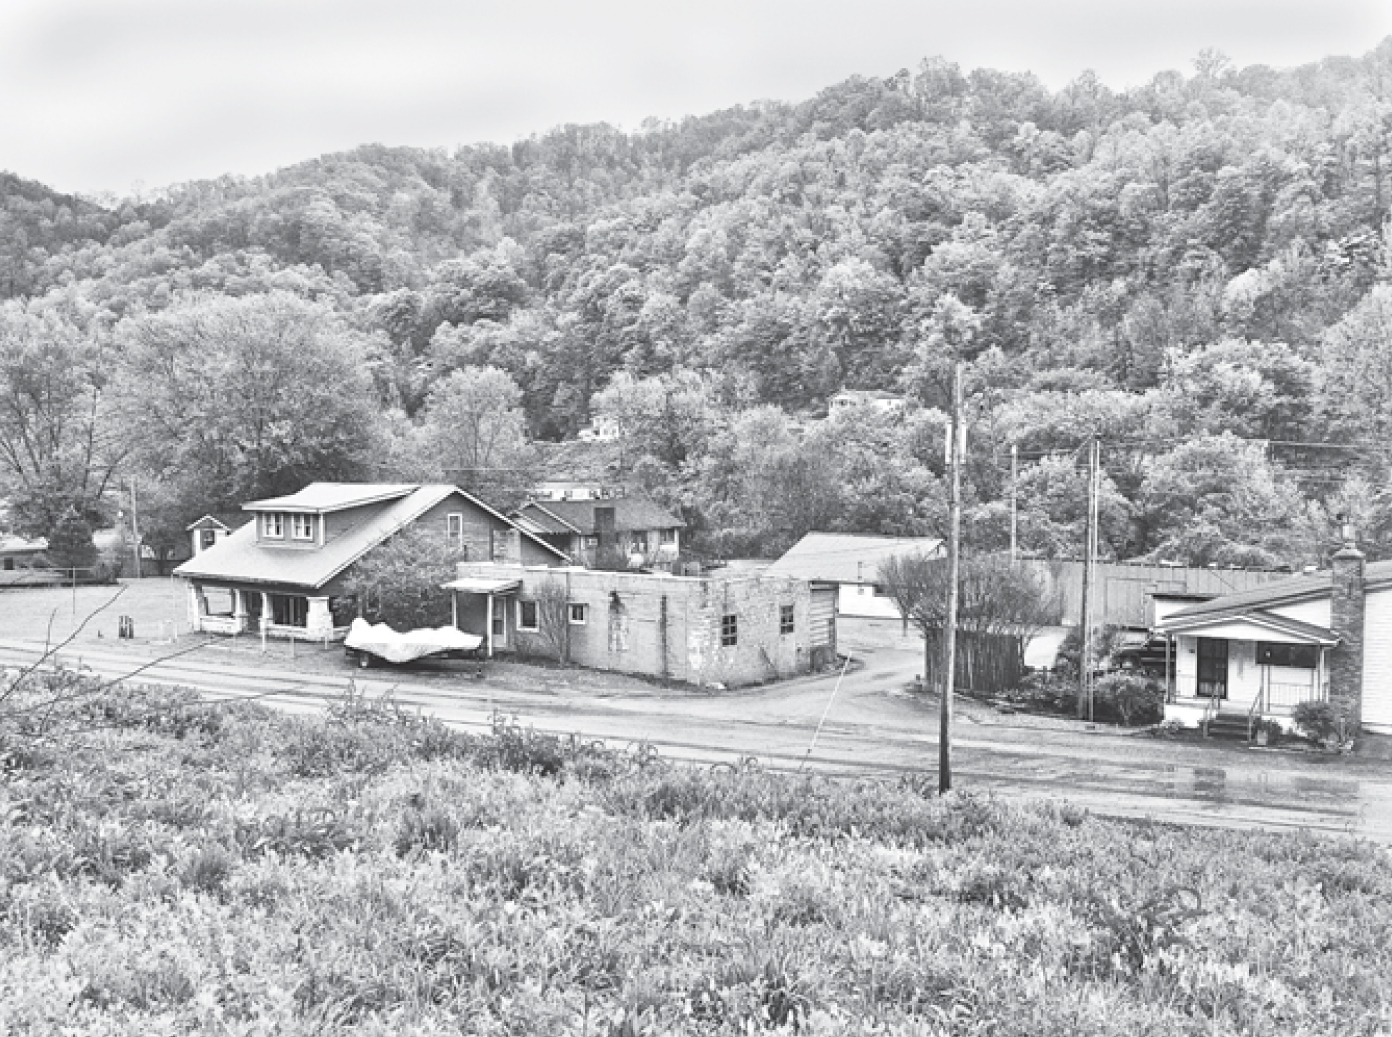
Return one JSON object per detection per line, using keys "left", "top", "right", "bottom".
{"left": 1, "top": 619, "right": 1389, "bottom": 843}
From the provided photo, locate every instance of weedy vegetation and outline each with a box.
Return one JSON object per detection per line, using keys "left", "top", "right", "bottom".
{"left": 1, "top": 667, "right": 1390, "bottom": 1035}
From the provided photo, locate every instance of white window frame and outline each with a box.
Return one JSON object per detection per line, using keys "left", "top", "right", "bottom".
{"left": 517, "top": 599, "right": 539, "bottom": 631}
{"left": 291, "top": 514, "right": 314, "bottom": 541}
{"left": 447, "top": 513, "right": 463, "bottom": 547}
{"left": 568, "top": 602, "right": 588, "bottom": 625}
{"left": 262, "top": 513, "right": 283, "bottom": 539}
{"left": 779, "top": 604, "right": 795, "bottom": 636}
{"left": 660, "top": 528, "right": 677, "bottom": 545}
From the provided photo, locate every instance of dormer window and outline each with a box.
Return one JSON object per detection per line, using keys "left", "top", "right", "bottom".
{"left": 262, "top": 513, "right": 284, "bottom": 539}
{"left": 291, "top": 514, "right": 314, "bottom": 541}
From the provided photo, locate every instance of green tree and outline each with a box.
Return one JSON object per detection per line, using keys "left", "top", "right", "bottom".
{"left": 116, "top": 291, "right": 382, "bottom": 519}
{"left": 0, "top": 298, "right": 121, "bottom": 538}
{"left": 407, "top": 366, "right": 535, "bottom": 508}
{"left": 335, "top": 527, "right": 465, "bottom": 631}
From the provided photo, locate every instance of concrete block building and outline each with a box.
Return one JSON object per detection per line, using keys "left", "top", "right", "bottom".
{"left": 445, "top": 562, "right": 839, "bottom": 686}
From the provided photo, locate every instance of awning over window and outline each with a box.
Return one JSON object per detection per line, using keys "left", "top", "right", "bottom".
{"left": 441, "top": 577, "right": 521, "bottom": 594}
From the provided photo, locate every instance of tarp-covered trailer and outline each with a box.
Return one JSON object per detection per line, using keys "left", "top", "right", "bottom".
{"left": 343, "top": 618, "right": 485, "bottom": 668}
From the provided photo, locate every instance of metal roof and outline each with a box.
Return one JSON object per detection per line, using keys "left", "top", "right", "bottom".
{"left": 765, "top": 532, "right": 944, "bottom": 585}
{"left": 1163, "top": 557, "right": 1392, "bottom": 622}
{"left": 1159, "top": 607, "right": 1341, "bottom": 645}
{"left": 175, "top": 484, "right": 565, "bottom": 590}
{"left": 242, "top": 483, "right": 417, "bottom": 514}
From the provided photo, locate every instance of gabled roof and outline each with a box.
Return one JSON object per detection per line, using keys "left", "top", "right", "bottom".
{"left": 174, "top": 484, "right": 565, "bottom": 590}
{"left": 1163, "top": 558, "right": 1392, "bottom": 623}
{"left": 766, "top": 532, "right": 944, "bottom": 585}
{"left": 243, "top": 483, "right": 417, "bottom": 514}
{"left": 185, "top": 514, "right": 233, "bottom": 532}
{"left": 515, "top": 496, "right": 684, "bottom": 535}
{"left": 1159, "top": 607, "right": 1341, "bottom": 646}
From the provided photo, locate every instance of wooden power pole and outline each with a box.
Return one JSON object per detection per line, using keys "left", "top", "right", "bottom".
{"left": 1077, "top": 436, "right": 1100, "bottom": 721}
{"left": 940, "top": 361, "right": 964, "bottom": 794}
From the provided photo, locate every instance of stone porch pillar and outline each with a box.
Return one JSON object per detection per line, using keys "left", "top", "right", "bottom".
{"left": 186, "top": 583, "right": 202, "bottom": 631}
{"left": 306, "top": 596, "right": 333, "bottom": 639}
{"left": 233, "top": 589, "right": 249, "bottom": 634}
{"left": 260, "top": 591, "right": 272, "bottom": 633}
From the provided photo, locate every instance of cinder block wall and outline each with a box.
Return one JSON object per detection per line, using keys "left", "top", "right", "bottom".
{"left": 453, "top": 563, "right": 818, "bottom": 686}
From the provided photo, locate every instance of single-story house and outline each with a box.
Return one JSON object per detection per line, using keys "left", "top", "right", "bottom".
{"left": 765, "top": 532, "right": 944, "bottom": 619}
{"left": 444, "top": 561, "right": 839, "bottom": 685}
{"left": 1156, "top": 545, "right": 1392, "bottom": 736}
{"left": 173, "top": 483, "right": 567, "bottom": 640}
{"left": 512, "top": 494, "right": 685, "bottom": 568}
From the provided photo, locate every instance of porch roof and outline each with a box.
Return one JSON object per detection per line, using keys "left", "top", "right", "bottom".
{"left": 442, "top": 576, "right": 522, "bottom": 595}
{"left": 1157, "top": 607, "right": 1341, "bottom": 646}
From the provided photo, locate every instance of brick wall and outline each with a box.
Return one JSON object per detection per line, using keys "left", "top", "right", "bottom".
{"left": 1330, "top": 546, "right": 1366, "bottom": 730}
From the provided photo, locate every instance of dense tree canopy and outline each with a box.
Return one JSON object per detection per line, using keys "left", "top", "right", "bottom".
{"left": 5, "top": 42, "right": 1392, "bottom": 564}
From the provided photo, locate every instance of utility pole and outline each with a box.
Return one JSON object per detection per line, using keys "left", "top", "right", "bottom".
{"left": 129, "top": 476, "right": 143, "bottom": 580}
{"left": 1077, "top": 436, "right": 1100, "bottom": 721}
{"left": 1009, "top": 442, "right": 1018, "bottom": 564}
{"left": 940, "top": 361, "right": 964, "bottom": 794}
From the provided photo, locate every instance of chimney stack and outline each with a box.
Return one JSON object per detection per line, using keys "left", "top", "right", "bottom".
{"left": 1329, "top": 528, "right": 1366, "bottom": 732}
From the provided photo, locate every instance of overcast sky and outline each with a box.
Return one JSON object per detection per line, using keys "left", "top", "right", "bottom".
{"left": 4, "top": 0, "right": 1391, "bottom": 199}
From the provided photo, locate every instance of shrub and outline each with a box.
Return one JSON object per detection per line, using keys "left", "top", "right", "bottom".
{"left": 1292, "top": 700, "right": 1343, "bottom": 743}
{"left": 1093, "top": 673, "right": 1165, "bottom": 726}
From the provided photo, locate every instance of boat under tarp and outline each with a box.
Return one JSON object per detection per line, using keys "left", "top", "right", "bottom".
{"left": 343, "top": 618, "right": 484, "bottom": 664}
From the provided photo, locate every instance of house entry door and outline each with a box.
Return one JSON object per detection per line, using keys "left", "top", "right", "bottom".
{"left": 1196, "top": 638, "right": 1228, "bottom": 699}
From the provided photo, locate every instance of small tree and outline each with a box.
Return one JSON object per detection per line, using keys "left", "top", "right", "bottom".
{"left": 880, "top": 553, "right": 1062, "bottom": 697}
{"left": 531, "top": 578, "right": 572, "bottom": 664}
{"left": 335, "top": 528, "right": 466, "bottom": 631}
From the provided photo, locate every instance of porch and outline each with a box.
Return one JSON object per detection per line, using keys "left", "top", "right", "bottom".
{"left": 1154, "top": 610, "right": 1341, "bottom": 736}
{"left": 186, "top": 582, "right": 348, "bottom": 641}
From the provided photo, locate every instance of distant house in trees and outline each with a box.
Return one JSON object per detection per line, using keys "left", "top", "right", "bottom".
{"left": 174, "top": 483, "right": 566, "bottom": 640}
{"left": 766, "top": 532, "right": 944, "bottom": 619}
{"left": 828, "top": 390, "right": 908, "bottom": 417}
{"left": 513, "top": 484, "right": 685, "bottom": 569}
{"left": 1156, "top": 542, "right": 1392, "bottom": 737}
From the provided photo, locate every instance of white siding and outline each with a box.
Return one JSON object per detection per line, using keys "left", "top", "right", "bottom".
{"left": 1270, "top": 597, "right": 1331, "bottom": 628}
{"left": 838, "top": 583, "right": 901, "bottom": 619}
{"left": 1363, "top": 588, "right": 1392, "bottom": 732}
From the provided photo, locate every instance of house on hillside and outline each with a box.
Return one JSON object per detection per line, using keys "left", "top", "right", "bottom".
{"left": 445, "top": 561, "right": 839, "bottom": 684}
{"left": 513, "top": 489, "right": 685, "bottom": 569}
{"left": 174, "top": 483, "right": 567, "bottom": 640}
{"left": 828, "top": 390, "right": 908, "bottom": 417}
{"left": 766, "top": 532, "right": 943, "bottom": 619}
{"left": 1156, "top": 542, "right": 1392, "bottom": 737}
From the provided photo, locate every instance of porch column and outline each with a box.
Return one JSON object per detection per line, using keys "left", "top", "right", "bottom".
{"left": 233, "top": 589, "right": 249, "bottom": 634}
{"left": 451, "top": 591, "right": 458, "bottom": 630}
{"left": 186, "top": 583, "right": 202, "bottom": 631}
{"left": 305, "top": 596, "right": 333, "bottom": 639}
{"left": 485, "top": 594, "right": 494, "bottom": 657}
{"left": 260, "top": 591, "right": 272, "bottom": 633}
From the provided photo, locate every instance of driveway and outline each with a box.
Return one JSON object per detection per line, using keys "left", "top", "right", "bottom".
{"left": 2, "top": 581, "right": 1390, "bottom": 843}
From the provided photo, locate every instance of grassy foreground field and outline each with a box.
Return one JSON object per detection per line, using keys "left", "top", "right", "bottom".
{"left": 1, "top": 672, "right": 1390, "bottom": 1036}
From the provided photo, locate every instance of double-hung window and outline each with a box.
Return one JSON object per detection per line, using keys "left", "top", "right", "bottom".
{"left": 291, "top": 514, "right": 314, "bottom": 541}
{"left": 721, "top": 614, "right": 738, "bottom": 647}
{"left": 262, "top": 513, "right": 283, "bottom": 539}
{"left": 518, "top": 600, "right": 539, "bottom": 631}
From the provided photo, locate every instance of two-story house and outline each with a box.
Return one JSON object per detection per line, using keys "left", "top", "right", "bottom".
{"left": 174, "top": 483, "right": 566, "bottom": 640}
{"left": 512, "top": 486, "right": 685, "bottom": 569}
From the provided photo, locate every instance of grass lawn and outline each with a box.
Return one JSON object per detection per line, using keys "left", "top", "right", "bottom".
{"left": 1, "top": 672, "right": 1390, "bottom": 1035}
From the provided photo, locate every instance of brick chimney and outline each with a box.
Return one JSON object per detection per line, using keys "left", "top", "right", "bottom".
{"left": 1329, "top": 535, "right": 1366, "bottom": 732}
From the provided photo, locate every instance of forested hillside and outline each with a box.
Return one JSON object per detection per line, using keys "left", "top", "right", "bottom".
{"left": 4, "top": 43, "right": 1392, "bottom": 566}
